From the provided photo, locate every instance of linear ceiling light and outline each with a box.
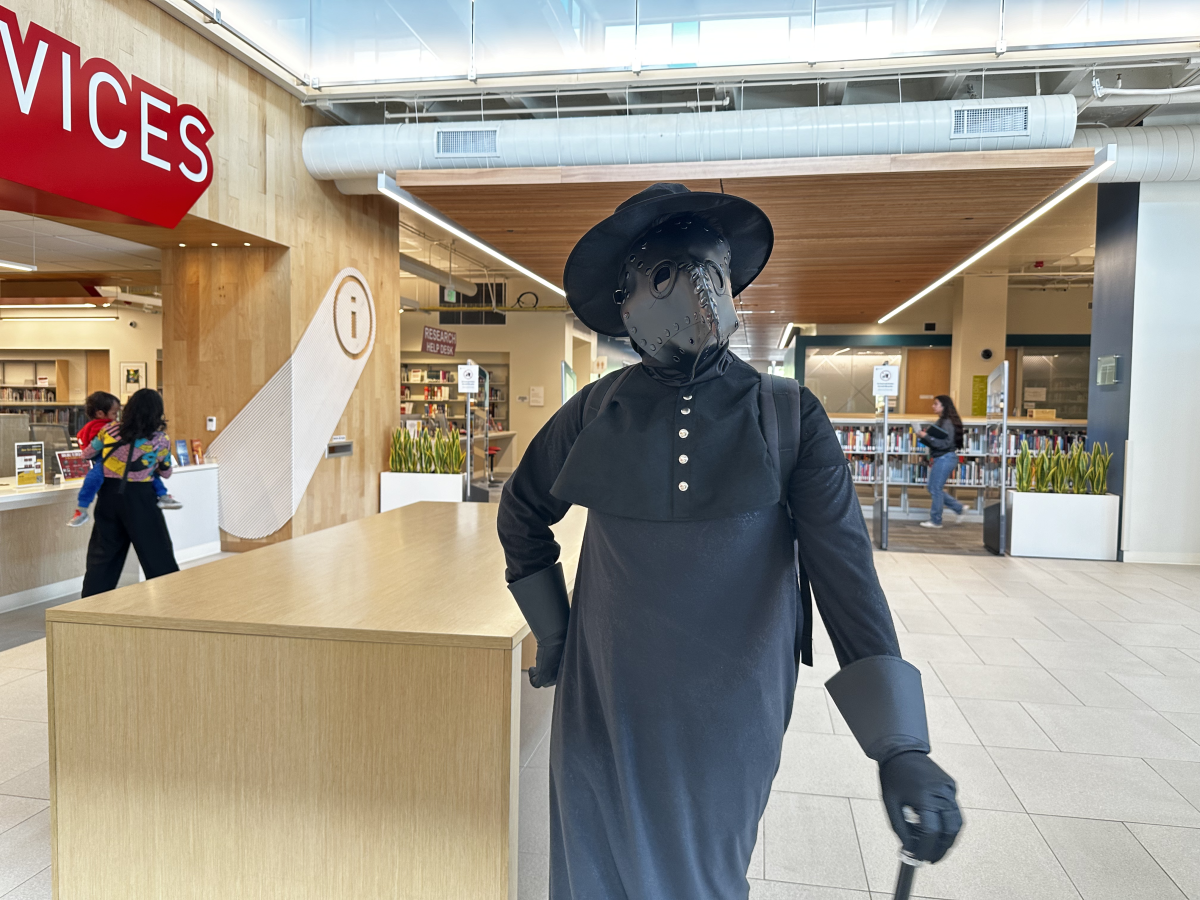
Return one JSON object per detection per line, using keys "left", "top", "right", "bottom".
{"left": 0, "top": 258, "right": 37, "bottom": 272}
{"left": 377, "top": 173, "right": 566, "bottom": 298}
{"left": 878, "top": 144, "right": 1117, "bottom": 325}
{"left": 777, "top": 322, "right": 799, "bottom": 350}
{"left": 0, "top": 315, "right": 119, "bottom": 322}
{"left": 0, "top": 303, "right": 100, "bottom": 309}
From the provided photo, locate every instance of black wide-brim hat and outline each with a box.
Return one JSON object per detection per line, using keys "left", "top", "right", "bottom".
{"left": 563, "top": 182, "right": 774, "bottom": 338}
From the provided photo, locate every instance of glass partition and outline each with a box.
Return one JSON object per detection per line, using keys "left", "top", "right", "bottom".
{"left": 1020, "top": 348, "right": 1089, "bottom": 420}
{"left": 1005, "top": 0, "right": 1200, "bottom": 49}
{"left": 207, "top": 0, "right": 1196, "bottom": 85}
{"left": 475, "top": 0, "right": 635, "bottom": 76}
{"left": 312, "top": 0, "right": 471, "bottom": 83}
{"left": 804, "top": 348, "right": 901, "bottom": 415}
{"left": 212, "top": 0, "right": 312, "bottom": 73}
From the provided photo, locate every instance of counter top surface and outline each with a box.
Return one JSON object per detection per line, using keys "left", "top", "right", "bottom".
{"left": 0, "top": 463, "right": 218, "bottom": 511}
{"left": 47, "top": 502, "right": 587, "bottom": 650}
{"left": 0, "top": 477, "right": 81, "bottom": 510}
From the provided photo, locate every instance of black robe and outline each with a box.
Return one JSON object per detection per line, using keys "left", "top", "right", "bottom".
{"left": 497, "top": 353, "right": 900, "bottom": 900}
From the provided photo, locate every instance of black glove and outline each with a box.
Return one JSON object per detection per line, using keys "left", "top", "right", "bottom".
{"left": 529, "top": 638, "right": 565, "bottom": 688}
{"left": 879, "top": 750, "right": 962, "bottom": 863}
{"left": 507, "top": 563, "right": 570, "bottom": 689}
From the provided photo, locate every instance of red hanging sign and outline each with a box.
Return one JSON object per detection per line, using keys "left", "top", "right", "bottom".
{"left": 421, "top": 326, "right": 457, "bottom": 357}
{"left": 0, "top": 5, "right": 214, "bottom": 228}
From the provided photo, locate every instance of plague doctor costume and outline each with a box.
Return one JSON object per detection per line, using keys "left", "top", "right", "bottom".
{"left": 497, "top": 184, "right": 962, "bottom": 900}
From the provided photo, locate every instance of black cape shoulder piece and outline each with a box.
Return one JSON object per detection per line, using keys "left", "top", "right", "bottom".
{"left": 550, "top": 356, "right": 780, "bottom": 521}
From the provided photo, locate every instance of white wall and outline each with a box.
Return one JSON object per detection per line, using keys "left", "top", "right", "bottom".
{"left": 1123, "top": 182, "right": 1200, "bottom": 564}
{"left": 0, "top": 307, "right": 163, "bottom": 400}
{"left": 1007, "top": 286, "right": 1092, "bottom": 334}
{"left": 950, "top": 274, "right": 1008, "bottom": 412}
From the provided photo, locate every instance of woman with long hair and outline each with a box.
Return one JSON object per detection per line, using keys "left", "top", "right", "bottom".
{"left": 917, "top": 394, "right": 965, "bottom": 528}
{"left": 80, "top": 388, "right": 180, "bottom": 596}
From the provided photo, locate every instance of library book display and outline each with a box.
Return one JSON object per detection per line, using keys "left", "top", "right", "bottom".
{"left": 831, "top": 414, "right": 1087, "bottom": 518}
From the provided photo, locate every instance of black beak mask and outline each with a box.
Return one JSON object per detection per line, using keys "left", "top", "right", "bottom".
{"left": 616, "top": 214, "right": 739, "bottom": 377}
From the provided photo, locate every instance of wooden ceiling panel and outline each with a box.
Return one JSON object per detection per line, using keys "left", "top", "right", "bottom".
{"left": 404, "top": 150, "right": 1094, "bottom": 353}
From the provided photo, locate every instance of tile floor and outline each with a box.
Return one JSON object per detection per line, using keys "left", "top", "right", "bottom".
{"left": 3, "top": 551, "right": 1200, "bottom": 899}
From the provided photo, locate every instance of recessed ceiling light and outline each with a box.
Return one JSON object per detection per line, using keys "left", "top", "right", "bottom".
{"left": 211, "top": 242, "right": 218, "bottom": 247}
{"left": 178, "top": 243, "right": 186, "bottom": 248}
{"left": 244, "top": 242, "right": 251, "bottom": 247}
{"left": 770, "top": 310, "right": 776, "bottom": 314}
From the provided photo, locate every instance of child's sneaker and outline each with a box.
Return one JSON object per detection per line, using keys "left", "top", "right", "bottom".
{"left": 157, "top": 494, "right": 183, "bottom": 510}
{"left": 66, "top": 509, "right": 89, "bottom": 527}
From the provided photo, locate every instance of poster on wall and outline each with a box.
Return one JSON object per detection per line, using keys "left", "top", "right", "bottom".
{"left": 15, "top": 441, "right": 44, "bottom": 486}
{"left": 120, "top": 362, "right": 148, "bottom": 399}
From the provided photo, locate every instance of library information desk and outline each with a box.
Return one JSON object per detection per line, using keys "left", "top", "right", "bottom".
{"left": 45, "top": 501, "right": 586, "bottom": 900}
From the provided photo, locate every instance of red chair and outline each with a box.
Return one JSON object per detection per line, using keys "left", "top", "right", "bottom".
{"left": 487, "top": 446, "right": 501, "bottom": 483}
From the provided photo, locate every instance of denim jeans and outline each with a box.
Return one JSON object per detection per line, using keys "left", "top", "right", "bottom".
{"left": 927, "top": 453, "right": 964, "bottom": 525}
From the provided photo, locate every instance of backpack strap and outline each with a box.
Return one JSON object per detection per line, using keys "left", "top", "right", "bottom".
{"left": 759, "top": 373, "right": 814, "bottom": 668}
{"left": 583, "top": 365, "right": 638, "bottom": 428}
{"left": 758, "top": 373, "right": 801, "bottom": 506}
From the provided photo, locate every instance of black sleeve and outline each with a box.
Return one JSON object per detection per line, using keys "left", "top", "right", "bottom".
{"left": 788, "top": 388, "right": 901, "bottom": 666}
{"left": 918, "top": 419, "right": 956, "bottom": 454}
{"left": 496, "top": 382, "right": 599, "bottom": 584}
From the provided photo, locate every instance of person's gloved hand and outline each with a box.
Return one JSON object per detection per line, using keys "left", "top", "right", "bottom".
{"left": 879, "top": 750, "right": 962, "bottom": 863}
{"left": 528, "top": 638, "right": 565, "bottom": 688}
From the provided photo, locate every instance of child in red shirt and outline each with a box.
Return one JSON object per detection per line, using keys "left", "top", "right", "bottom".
{"left": 67, "top": 392, "right": 182, "bottom": 526}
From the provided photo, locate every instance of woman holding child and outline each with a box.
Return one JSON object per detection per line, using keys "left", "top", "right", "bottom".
{"left": 79, "top": 388, "right": 180, "bottom": 597}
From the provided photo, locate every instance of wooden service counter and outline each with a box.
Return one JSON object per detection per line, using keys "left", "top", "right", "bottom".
{"left": 45, "top": 501, "right": 585, "bottom": 900}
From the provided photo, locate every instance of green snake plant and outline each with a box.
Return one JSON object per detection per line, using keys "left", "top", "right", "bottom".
{"left": 1087, "top": 442, "right": 1113, "bottom": 495}
{"left": 1014, "top": 440, "right": 1033, "bottom": 493}
{"left": 389, "top": 427, "right": 465, "bottom": 474}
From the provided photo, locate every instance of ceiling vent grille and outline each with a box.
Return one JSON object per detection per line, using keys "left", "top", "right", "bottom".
{"left": 435, "top": 129, "right": 499, "bottom": 157}
{"left": 952, "top": 105, "right": 1030, "bottom": 138}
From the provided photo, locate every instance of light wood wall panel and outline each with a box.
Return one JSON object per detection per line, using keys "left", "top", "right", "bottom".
{"left": 9, "top": 0, "right": 402, "bottom": 543}
{"left": 85, "top": 350, "right": 110, "bottom": 394}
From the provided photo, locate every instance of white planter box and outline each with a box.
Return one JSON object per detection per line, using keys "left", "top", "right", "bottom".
{"left": 380, "top": 472, "right": 463, "bottom": 512}
{"left": 1007, "top": 491, "right": 1120, "bottom": 561}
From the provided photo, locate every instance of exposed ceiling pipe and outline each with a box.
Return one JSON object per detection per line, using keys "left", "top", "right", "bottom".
{"left": 397, "top": 252, "right": 478, "bottom": 295}
{"left": 304, "top": 94, "right": 1078, "bottom": 182}
{"left": 382, "top": 97, "right": 731, "bottom": 121}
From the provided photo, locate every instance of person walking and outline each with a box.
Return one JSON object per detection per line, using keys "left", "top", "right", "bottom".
{"left": 918, "top": 394, "right": 965, "bottom": 529}
{"left": 80, "top": 388, "right": 180, "bottom": 597}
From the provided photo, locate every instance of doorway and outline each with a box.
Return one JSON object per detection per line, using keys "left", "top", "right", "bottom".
{"left": 904, "top": 348, "right": 951, "bottom": 414}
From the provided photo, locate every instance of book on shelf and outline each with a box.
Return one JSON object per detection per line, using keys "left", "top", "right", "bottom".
{"left": 175, "top": 439, "right": 191, "bottom": 467}
{"left": 0, "top": 387, "right": 56, "bottom": 401}
{"left": 190, "top": 439, "right": 205, "bottom": 465}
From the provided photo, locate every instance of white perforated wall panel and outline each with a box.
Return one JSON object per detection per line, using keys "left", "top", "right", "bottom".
{"left": 205, "top": 268, "right": 376, "bottom": 539}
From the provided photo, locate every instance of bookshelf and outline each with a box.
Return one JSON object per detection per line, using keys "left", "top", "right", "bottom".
{"left": 400, "top": 356, "right": 509, "bottom": 432}
{"left": 830, "top": 415, "right": 1088, "bottom": 514}
{"left": 0, "top": 358, "right": 84, "bottom": 431}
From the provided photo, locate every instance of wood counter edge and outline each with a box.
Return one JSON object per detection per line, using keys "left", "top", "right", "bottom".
{"left": 44, "top": 610, "right": 532, "bottom": 651}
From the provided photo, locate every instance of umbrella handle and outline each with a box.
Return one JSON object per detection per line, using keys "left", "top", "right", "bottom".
{"left": 893, "top": 850, "right": 922, "bottom": 900}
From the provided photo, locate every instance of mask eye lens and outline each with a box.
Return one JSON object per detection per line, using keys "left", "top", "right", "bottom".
{"left": 706, "top": 262, "right": 725, "bottom": 292}
{"left": 652, "top": 264, "right": 672, "bottom": 292}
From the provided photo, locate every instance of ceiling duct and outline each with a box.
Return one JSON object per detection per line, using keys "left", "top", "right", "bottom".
{"left": 1073, "top": 125, "right": 1200, "bottom": 182}
{"left": 303, "top": 94, "right": 1078, "bottom": 184}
